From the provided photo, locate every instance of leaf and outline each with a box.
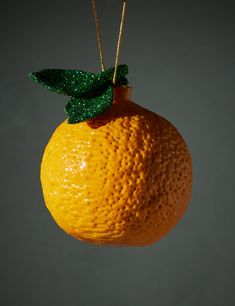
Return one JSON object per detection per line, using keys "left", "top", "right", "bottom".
{"left": 65, "top": 85, "right": 113, "bottom": 123}
{"left": 29, "top": 69, "right": 98, "bottom": 98}
{"left": 98, "top": 64, "right": 129, "bottom": 84}
{"left": 29, "top": 65, "right": 129, "bottom": 123}
{"left": 29, "top": 65, "right": 129, "bottom": 99}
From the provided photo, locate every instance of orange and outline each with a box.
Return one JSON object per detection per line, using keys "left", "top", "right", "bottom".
{"left": 41, "top": 87, "right": 192, "bottom": 246}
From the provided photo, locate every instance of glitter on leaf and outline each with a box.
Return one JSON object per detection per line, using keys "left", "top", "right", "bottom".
{"left": 29, "top": 65, "right": 129, "bottom": 123}
{"left": 65, "top": 86, "right": 113, "bottom": 124}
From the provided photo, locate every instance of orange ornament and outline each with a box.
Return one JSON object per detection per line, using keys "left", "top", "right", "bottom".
{"left": 40, "top": 86, "right": 192, "bottom": 246}
{"left": 29, "top": 0, "right": 192, "bottom": 247}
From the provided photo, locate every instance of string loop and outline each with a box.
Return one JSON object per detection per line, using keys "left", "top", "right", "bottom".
{"left": 92, "top": 0, "right": 127, "bottom": 85}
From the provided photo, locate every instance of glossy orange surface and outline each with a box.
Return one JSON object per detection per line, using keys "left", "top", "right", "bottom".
{"left": 41, "top": 87, "right": 192, "bottom": 246}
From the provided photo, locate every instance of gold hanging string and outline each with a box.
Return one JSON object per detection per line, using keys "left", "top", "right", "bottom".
{"left": 92, "top": 0, "right": 127, "bottom": 84}
{"left": 92, "top": 0, "right": 105, "bottom": 71}
{"left": 113, "top": 0, "right": 127, "bottom": 85}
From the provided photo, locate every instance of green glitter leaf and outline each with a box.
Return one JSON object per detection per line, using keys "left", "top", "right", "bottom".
{"left": 29, "top": 69, "right": 97, "bottom": 98}
{"left": 98, "top": 65, "right": 129, "bottom": 85}
{"left": 65, "top": 86, "right": 113, "bottom": 123}
{"left": 29, "top": 64, "right": 129, "bottom": 123}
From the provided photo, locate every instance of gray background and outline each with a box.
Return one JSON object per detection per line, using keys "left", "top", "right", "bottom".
{"left": 1, "top": 0, "right": 234, "bottom": 305}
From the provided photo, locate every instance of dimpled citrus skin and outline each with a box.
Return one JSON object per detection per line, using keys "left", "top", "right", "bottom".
{"left": 41, "top": 94, "right": 192, "bottom": 246}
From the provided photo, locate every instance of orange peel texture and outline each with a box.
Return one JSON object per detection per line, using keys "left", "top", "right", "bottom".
{"left": 41, "top": 87, "right": 192, "bottom": 246}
